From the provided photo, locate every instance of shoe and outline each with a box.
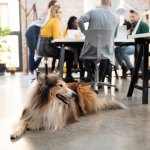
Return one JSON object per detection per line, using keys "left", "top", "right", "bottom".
{"left": 130, "top": 68, "right": 134, "bottom": 76}
{"left": 121, "top": 65, "right": 128, "bottom": 78}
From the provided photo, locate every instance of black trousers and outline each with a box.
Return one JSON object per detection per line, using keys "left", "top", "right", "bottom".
{"left": 82, "top": 59, "right": 112, "bottom": 81}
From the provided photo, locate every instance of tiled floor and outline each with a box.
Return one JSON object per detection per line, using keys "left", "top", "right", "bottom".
{"left": 0, "top": 72, "right": 150, "bottom": 150}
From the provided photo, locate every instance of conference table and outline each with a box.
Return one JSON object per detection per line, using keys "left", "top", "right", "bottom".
{"left": 127, "top": 33, "right": 150, "bottom": 104}
{"left": 52, "top": 38, "right": 134, "bottom": 78}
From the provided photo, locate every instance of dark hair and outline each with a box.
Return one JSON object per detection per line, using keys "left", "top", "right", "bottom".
{"left": 67, "top": 16, "right": 78, "bottom": 30}
{"left": 129, "top": 10, "right": 138, "bottom": 14}
{"left": 48, "top": 0, "right": 58, "bottom": 9}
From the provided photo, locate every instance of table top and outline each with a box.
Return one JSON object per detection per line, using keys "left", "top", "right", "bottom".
{"left": 128, "top": 33, "right": 150, "bottom": 39}
{"left": 51, "top": 39, "right": 84, "bottom": 43}
{"left": 52, "top": 38, "right": 134, "bottom": 43}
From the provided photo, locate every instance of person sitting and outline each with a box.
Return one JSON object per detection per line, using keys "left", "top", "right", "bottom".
{"left": 25, "top": 0, "right": 59, "bottom": 74}
{"left": 115, "top": 10, "right": 149, "bottom": 78}
{"left": 78, "top": 0, "right": 119, "bottom": 82}
{"left": 39, "top": 5, "right": 76, "bottom": 82}
{"left": 64, "top": 16, "right": 85, "bottom": 79}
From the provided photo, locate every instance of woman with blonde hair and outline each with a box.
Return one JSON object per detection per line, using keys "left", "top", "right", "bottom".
{"left": 38, "top": 5, "right": 75, "bottom": 82}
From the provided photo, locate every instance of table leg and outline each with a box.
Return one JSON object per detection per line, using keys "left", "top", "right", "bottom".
{"left": 127, "top": 44, "right": 143, "bottom": 97}
{"left": 59, "top": 44, "right": 65, "bottom": 78}
{"left": 142, "top": 41, "right": 149, "bottom": 104}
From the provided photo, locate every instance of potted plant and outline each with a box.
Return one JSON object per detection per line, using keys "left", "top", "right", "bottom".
{"left": 0, "top": 27, "right": 11, "bottom": 75}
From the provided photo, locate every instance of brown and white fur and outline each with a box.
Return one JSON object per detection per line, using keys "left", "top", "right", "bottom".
{"left": 10, "top": 72, "right": 125, "bottom": 139}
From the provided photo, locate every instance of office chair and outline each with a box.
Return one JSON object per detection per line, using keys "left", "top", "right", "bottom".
{"left": 84, "top": 29, "right": 118, "bottom": 93}
{"left": 36, "top": 36, "right": 60, "bottom": 75}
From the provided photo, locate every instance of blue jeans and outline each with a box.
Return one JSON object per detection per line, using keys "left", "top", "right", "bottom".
{"left": 25, "top": 25, "right": 42, "bottom": 73}
{"left": 115, "top": 45, "right": 135, "bottom": 69}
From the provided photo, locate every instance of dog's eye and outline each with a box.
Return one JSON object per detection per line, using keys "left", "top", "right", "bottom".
{"left": 58, "top": 84, "right": 63, "bottom": 87}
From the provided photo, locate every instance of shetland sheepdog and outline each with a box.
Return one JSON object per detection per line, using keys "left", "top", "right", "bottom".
{"left": 10, "top": 72, "right": 125, "bottom": 139}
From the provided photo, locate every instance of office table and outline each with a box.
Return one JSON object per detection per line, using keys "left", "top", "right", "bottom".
{"left": 52, "top": 38, "right": 134, "bottom": 78}
{"left": 127, "top": 33, "right": 150, "bottom": 104}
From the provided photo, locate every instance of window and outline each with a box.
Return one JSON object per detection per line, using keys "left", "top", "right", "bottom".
{"left": 0, "top": 0, "right": 21, "bottom": 70}
{"left": 0, "top": 3, "right": 9, "bottom": 27}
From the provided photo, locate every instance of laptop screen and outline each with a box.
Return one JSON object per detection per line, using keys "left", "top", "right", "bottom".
{"left": 115, "top": 25, "right": 128, "bottom": 40}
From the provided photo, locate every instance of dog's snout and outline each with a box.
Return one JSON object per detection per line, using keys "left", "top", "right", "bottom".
{"left": 71, "top": 91, "right": 77, "bottom": 98}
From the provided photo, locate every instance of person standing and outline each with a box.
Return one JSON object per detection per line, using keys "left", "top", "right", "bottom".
{"left": 25, "top": 0, "right": 59, "bottom": 74}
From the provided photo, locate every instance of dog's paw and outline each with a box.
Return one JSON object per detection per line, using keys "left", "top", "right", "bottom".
{"left": 10, "top": 133, "right": 18, "bottom": 140}
{"left": 10, "top": 130, "right": 23, "bottom": 140}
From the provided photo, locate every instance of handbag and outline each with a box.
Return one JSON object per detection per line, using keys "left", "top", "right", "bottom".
{"left": 36, "top": 36, "right": 60, "bottom": 59}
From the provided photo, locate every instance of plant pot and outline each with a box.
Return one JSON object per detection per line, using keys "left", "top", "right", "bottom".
{"left": 0, "top": 63, "right": 6, "bottom": 75}
{"left": 8, "top": 67, "right": 16, "bottom": 75}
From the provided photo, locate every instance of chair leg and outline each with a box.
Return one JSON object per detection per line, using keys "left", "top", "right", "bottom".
{"left": 44, "top": 57, "right": 48, "bottom": 75}
{"left": 94, "top": 61, "right": 100, "bottom": 93}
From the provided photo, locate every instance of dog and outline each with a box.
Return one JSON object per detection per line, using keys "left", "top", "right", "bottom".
{"left": 10, "top": 72, "right": 125, "bottom": 139}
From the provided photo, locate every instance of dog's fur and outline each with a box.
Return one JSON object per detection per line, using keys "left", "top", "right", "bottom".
{"left": 10, "top": 72, "right": 125, "bottom": 139}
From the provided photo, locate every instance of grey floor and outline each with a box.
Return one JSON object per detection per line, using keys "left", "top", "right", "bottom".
{"left": 0, "top": 72, "right": 150, "bottom": 150}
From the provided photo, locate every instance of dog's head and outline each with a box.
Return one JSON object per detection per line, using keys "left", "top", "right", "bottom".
{"left": 36, "top": 72, "right": 76, "bottom": 107}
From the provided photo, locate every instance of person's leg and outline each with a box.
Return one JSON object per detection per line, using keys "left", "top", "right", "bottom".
{"left": 82, "top": 60, "right": 94, "bottom": 82}
{"left": 121, "top": 46, "right": 135, "bottom": 74}
{"left": 77, "top": 48, "right": 85, "bottom": 79}
{"left": 25, "top": 25, "right": 41, "bottom": 73}
{"left": 99, "top": 59, "right": 113, "bottom": 83}
{"left": 115, "top": 46, "right": 128, "bottom": 77}
{"left": 99, "top": 59, "right": 109, "bottom": 82}
{"left": 64, "top": 50, "right": 76, "bottom": 82}
{"left": 115, "top": 46, "right": 126, "bottom": 66}
{"left": 33, "top": 26, "right": 42, "bottom": 70}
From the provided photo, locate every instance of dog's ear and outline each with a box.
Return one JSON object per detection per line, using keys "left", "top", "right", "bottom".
{"left": 36, "top": 72, "right": 48, "bottom": 84}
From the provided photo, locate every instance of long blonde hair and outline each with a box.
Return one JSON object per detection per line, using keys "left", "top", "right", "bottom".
{"left": 47, "top": 5, "right": 61, "bottom": 20}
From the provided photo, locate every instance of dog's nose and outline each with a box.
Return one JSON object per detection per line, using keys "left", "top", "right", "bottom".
{"left": 71, "top": 91, "right": 77, "bottom": 98}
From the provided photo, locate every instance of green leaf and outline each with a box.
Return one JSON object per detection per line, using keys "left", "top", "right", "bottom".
{"left": 0, "top": 27, "right": 11, "bottom": 36}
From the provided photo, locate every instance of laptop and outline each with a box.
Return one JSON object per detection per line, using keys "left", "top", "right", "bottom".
{"left": 67, "top": 30, "right": 85, "bottom": 39}
{"left": 115, "top": 25, "right": 128, "bottom": 41}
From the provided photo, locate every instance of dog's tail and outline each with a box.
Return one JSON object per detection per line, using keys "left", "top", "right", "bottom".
{"left": 99, "top": 100, "right": 125, "bottom": 111}
{"left": 10, "top": 120, "right": 27, "bottom": 140}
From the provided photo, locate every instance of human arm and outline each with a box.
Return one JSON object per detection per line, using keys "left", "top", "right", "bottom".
{"left": 78, "top": 10, "right": 92, "bottom": 32}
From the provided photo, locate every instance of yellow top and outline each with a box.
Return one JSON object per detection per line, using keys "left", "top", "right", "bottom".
{"left": 40, "top": 18, "right": 60, "bottom": 39}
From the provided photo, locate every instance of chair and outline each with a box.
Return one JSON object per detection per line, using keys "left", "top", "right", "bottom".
{"left": 36, "top": 36, "right": 60, "bottom": 75}
{"left": 84, "top": 29, "right": 118, "bottom": 93}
